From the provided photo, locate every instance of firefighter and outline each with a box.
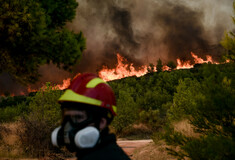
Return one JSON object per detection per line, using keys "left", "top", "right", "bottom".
{"left": 51, "top": 73, "right": 130, "bottom": 160}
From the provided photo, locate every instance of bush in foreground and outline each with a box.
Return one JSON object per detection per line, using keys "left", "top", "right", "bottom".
{"left": 18, "top": 83, "right": 63, "bottom": 157}
{"left": 161, "top": 64, "right": 235, "bottom": 160}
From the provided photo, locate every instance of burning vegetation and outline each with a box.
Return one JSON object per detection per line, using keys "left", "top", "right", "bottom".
{"left": 98, "top": 52, "right": 219, "bottom": 81}
{"left": 0, "top": 0, "right": 235, "bottom": 159}
{"left": 0, "top": 62, "right": 234, "bottom": 159}
{"left": 19, "top": 51, "right": 221, "bottom": 94}
{"left": 0, "top": 0, "right": 233, "bottom": 95}
{"left": 0, "top": 51, "right": 223, "bottom": 96}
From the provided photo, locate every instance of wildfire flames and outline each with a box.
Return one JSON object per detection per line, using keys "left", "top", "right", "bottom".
{"left": 99, "top": 52, "right": 218, "bottom": 81}
{"left": 98, "top": 54, "right": 148, "bottom": 81}
{"left": 2, "top": 52, "right": 217, "bottom": 97}
{"left": 26, "top": 78, "right": 71, "bottom": 93}
{"left": 176, "top": 52, "right": 218, "bottom": 69}
{"left": 54, "top": 78, "right": 71, "bottom": 90}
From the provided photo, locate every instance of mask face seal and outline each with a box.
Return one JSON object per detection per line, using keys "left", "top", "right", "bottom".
{"left": 51, "top": 114, "right": 100, "bottom": 152}
{"left": 74, "top": 126, "right": 100, "bottom": 148}
{"left": 51, "top": 126, "right": 62, "bottom": 147}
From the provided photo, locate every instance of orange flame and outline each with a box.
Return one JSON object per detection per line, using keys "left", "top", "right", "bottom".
{"left": 162, "top": 65, "right": 170, "bottom": 71}
{"left": 176, "top": 52, "right": 218, "bottom": 69}
{"left": 99, "top": 53, "right": 174, "bottom": 81}
{"left": 54, "top": 78, "right": 71, "bottom": 90}
{"left": 99, "top": 52, "right": 219, "bottom": 81}
{"left": 27, "top": 87, "right": 38, "bottom": 93}
{"left": 176, "top": 59, "right": 193, "bottom": 69}
{"left": 0, "top": 93, "right": 15, "bottom": 97}
{"left": 20, "top": 91, "right": 25, "bottom": 95}
{"left": 27, "top": 78, "right": 71, "bottom": 93}
{"left": 11, "top": 52, "right": 220, "bottom": 96}
{"left": 191, "top": 52, "right": 214, "bottom": 64}
{"left": 99, "top": 54, "right": 148, "bottom": 81}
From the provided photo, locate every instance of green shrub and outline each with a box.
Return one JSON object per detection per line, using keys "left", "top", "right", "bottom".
{"left": 111, "top": 90, "right": 138, "bottom": 134}
{"left": 164, "top": 131, "right": 235, "bottom": 160}
{"left": 0, "top": 95, "right": 28, "bottom": 109}
{"left": 167, "top": 78, "right": 203, "bottom": 122}
{"left": 139, "top": 108, "right": 160, "bottom": 130}
{"left": 162, "top": 64, "right": 235, "bottom": 160}
{"left": 0, "top": 101, "right": 30, "bottom": 123}
{"left": 136, "top": 89, "right": 172, "bottom": 111}
{"left": 18, "top": 83, "right": 63, "bottom": 157}
{"left": 183, "top": 135, "right": 235, "bottom": 160}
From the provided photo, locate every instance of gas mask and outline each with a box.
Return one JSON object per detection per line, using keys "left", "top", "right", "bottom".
{"left": 51, "top": 115, "right": 100, "bottom": 152}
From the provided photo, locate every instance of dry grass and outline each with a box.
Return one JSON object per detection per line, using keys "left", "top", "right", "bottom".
{"left": 132, "top": 141, "right": 176, "bottom": 160}
{"left": 117, "top": 123, "right": 153, "bottom": 140}
{"left": 0, "top": 122, "right": 74, "bottom": 160}
{"left": 0, "top": 122, "right": 23, "bottom": 158}
{"left": 173, "top": 119, "right": 200, "bottom": 138}
{"left": 0, "top": 120, "right": 197, "bottom": 160}
{"left": 2, "top": 122, "right": 19, "bottom": 145}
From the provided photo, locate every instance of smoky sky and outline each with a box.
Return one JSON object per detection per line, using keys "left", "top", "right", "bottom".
{"left": 67, "top": 0, "right": 234, "bottom": 73}
{"left": 68, "top": 0, "right": 233, "bottom": 72}
{"left": 0, "top": 0, "right": 234, "bottom": 95}
{"left": 153, "top": 1, "right": 208, "bottom": 60}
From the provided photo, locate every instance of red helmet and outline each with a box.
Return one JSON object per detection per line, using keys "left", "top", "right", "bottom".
{"left": 58, "top": 73, "right": 117, "bottom": 116}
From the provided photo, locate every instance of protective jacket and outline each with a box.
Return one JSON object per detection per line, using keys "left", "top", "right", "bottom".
{"left": 76, "top": 128, "right": 130, "bottom": 160}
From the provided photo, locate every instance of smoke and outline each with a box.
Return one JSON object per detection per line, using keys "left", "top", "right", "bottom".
{"left": 0, "top": 0, "right": 234, "bottom": 95}
{"left": 0, "top": 73, "right": 26, "bottom": 95}
{"left": 0, "top": 64, "right": 71, "bottom": 96}
{"left": 68, "top": 0, "right": 234, "bottom": 72}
